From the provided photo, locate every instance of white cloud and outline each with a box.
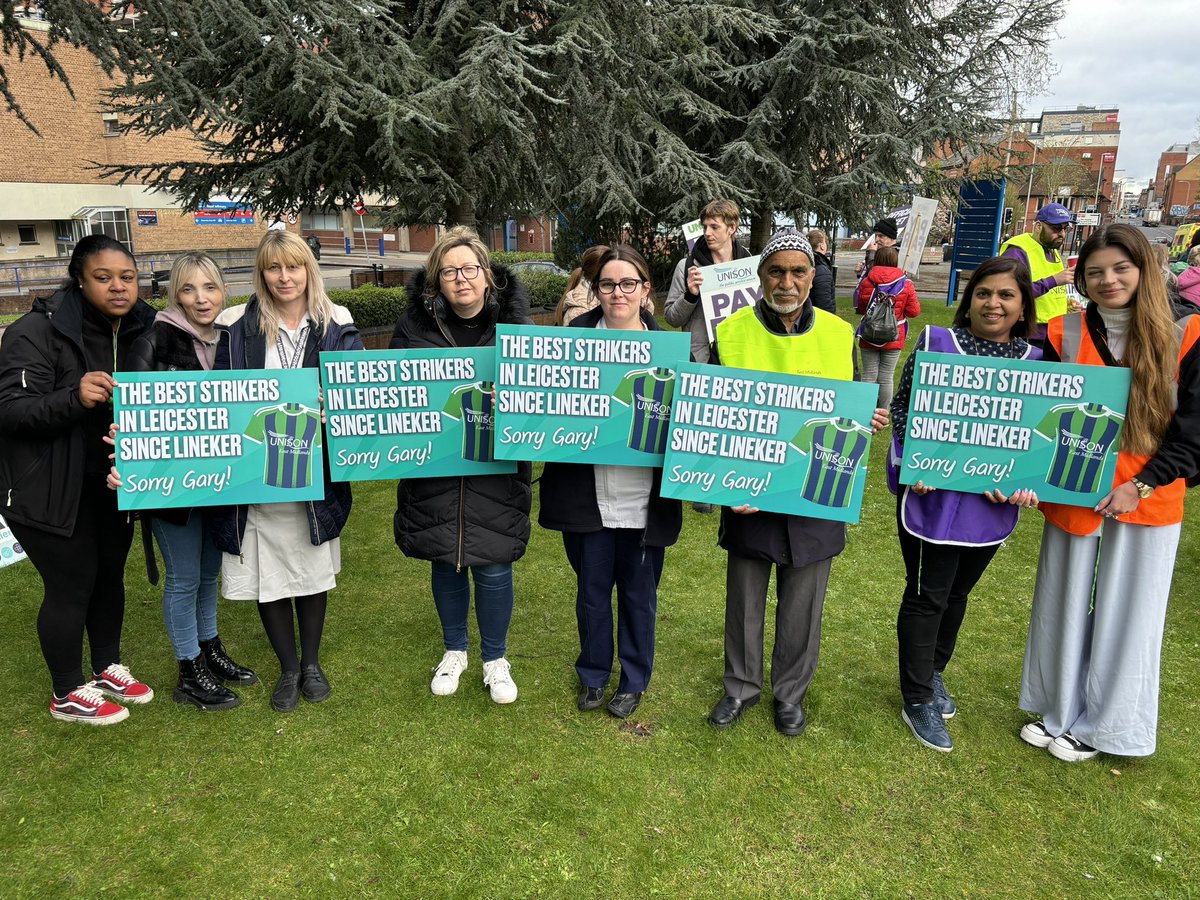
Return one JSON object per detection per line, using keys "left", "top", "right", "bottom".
{"left": 1023, "top": 0, "right": 1200, "bottom": 186}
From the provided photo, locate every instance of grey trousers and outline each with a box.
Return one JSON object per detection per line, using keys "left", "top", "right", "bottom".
{"left": 1020, "top": 519, "right": 1180, "bottom": 756}
{"left": 723, "top": 553, "right": 833, "bottom": 705}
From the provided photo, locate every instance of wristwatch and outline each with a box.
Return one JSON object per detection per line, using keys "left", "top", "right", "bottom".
{"left": 1130, "top": 477, "right": 1154, "bottom": 499}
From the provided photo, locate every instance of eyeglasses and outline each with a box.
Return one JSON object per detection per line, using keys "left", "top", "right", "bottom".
{"left": 596, "top": 278, "right": 646, "bottom": 295}
{"left": 439, "top": 265, "right": 482, "bottom": 281}
{"left": 1043, "top": 222, "right": 1071, "bottom": 233}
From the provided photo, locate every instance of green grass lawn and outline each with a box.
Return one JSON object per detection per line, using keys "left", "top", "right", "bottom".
{"left": 2, "top": 300, "right": 1198, "bottom": 897}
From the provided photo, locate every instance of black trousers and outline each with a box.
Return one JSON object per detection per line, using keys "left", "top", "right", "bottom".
{"left": 896, "top": 498, "right": 999, "bottom": 705}
{"left": 10, "top": 481, "right": 135, "bottom": 695}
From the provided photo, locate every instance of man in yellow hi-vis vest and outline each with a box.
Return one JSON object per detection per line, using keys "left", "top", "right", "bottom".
{"left": 1000, "top": 202, "right": 1076, "bottom": 345}
{"left": 706, "top": 228, "right": 887, "bottom": 737}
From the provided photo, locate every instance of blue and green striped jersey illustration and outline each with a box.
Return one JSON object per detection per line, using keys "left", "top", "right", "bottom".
{"left": 612, "top": 367, "right": 675, "bottom": 454}
{"left": 243, "top": 403, "right": 322, "bottom": 489}
{"left": 442, "top": 381, "right": 496, "bottom": 463}
{"left": 789, "top": 417, "right": 872, "bottom": 508}
{"left": 1034, "top": 402, "right": 1124, "bottom": 494}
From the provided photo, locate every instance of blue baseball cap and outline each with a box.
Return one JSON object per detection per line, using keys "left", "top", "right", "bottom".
{"left": 1036, "top": 203, "right": 1074, "bottom": 225}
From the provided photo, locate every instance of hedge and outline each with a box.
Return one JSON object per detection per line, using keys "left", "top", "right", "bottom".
{"left": 513, "top": 270, "right": 570, "bottom": 309}
{"left": 491, "top": 250, "right": 555, "bottom": 266}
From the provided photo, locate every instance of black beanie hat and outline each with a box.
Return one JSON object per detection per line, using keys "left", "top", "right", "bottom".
{"left": 872, "top": 218, "right": 898, "bottom": 240}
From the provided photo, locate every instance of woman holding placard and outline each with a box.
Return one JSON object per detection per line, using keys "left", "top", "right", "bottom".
{"left": 539, "top": 246, "right": 683, "bottom": 719}
{"left": 0, "top": 235, "right": 156, "bottom": 725}
{"left": 1019, "top": 224, "right": 1200, "bottom": 762}
{"left": 120, "top": 253, "right": 256, "bottom": 711}
{"left": 889, "top": 257, "right": 1041, "bottom": 752}
{"left": 390, "top": 226, "right": 533, "bottom": 705}
{"left": 213, "top": 230, "right": 362, "bottom": 713}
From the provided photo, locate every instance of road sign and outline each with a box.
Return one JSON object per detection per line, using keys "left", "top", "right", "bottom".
{"left": 1102, "top": 152, "right": 1115, "bottom": 162}
{"left": 352, "top": 199, "right": 366, "bottom": 216}
{"left": 1075, "top": 212, "right": 1100, "bottom": 226}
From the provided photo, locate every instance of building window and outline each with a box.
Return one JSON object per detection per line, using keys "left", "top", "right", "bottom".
{"left": 18, "top": 224, "right": 38, "bottom": 244}
{"left": 302, "top": 208, "right": 342, "bottom": 231}
{"left": 102, "top": 114, "right": 120, "bottom": 136}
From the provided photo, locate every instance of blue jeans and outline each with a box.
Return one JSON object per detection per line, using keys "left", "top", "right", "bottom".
{"left": 430, "top": 562, "right": 514, "bottom": 662}
{"left": 151, "top": 516, "right": 221, "bottom": 660}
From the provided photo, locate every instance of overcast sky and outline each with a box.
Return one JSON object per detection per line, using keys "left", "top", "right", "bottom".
{"left": 1023, "top": 0, "right": 1200, "bottom": 188}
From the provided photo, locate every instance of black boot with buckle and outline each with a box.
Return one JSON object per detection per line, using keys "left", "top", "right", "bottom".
{"left": 175, "top": 655, "right": 240, "bottom": 710}
{"left": 200, "top": 636, "right": 259, "bottom": 685}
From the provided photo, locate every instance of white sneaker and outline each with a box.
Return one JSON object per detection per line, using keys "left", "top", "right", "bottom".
{"left": 482, "top": 658, "right": 518, "bottom": 704}
{"left": 430, "top": 650, "right": 468, "bottom": 696}
{"left": 1048, "top": 733, "right": 1100, "bottom": 762}
{"left": 1020, "top": 720, "right": 1055, "bottom": 749}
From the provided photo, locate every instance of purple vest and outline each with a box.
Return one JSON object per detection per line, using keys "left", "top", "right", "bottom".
{"left": 893, "top": 326, "right": 1041, "bottom": 546}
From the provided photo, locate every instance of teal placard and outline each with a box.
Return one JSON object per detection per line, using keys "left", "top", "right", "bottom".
{"left": 899, "top": 351, "right": 1131, "bottom": 506}
{"left": 320, "top": 349, "right": 516, "bottom": 480}
{"left": 0, "top": 513, "right": 27, "bottom": 568}
{"left": 113, "top": 369, "right": 324, "bottom": 510}
{"left": 494, "top": 324, "right": 690, "bottom": 466}
{"left": 659, "top": 362, "right": 880, "bottom": 522}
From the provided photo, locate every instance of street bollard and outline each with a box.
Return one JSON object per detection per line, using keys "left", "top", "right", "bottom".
{"left": 344, "top": 236, "right": 352, "bottom": 255}
{"left": 378, "top": 237, "right": 385, "bottom": 257}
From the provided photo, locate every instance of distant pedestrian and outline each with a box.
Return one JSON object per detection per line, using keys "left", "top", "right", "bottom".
{"left": 854, "top": 245, "right": 920, "bottom": 408}
{"left": 999, "top": 202, "right": 1075, "bottom": 345}
{"left": 806, "top": 228, "right": 836, "bottom": 314}
{"left": 1175, "top": 246, "right": 1200, "bottom": 311}
{"left": 855, "top": 217, "right": 898, "bottom": 280}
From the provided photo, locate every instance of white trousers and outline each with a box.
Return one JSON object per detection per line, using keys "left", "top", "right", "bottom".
{"left": 1019, "top": 518, "right": 1180, "bottom": 756}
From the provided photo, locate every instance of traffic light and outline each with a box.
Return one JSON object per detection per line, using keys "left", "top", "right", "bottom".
{"left": 1003, "top": 206, "right": 1014, "bottom": 229}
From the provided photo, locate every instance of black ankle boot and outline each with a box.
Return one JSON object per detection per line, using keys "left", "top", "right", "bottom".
{"left": 200, "top": 636, "right": 259, "bottom": 685}
{"left": 174, "top": 655, "right": 241, "bottom": 710}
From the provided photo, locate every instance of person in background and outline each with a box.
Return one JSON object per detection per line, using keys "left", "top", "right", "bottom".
{"left": 1019, "top": 224, "right": 1200, "bottom": 762}
{"left": 1173, "top": 245, "right": 1200, "bottom": 312}
{"left": 889, "top": 257, "right": 1041, "bottom": 752}
{"left": 854, "top": 245, "right": 920, "bottom": 408}
{"left": 117, "top": 253, "right": 257, "bottom": 711}
{"left": 391, "top": 227, "right": 533, "bottom": 705}
{"left": 806, "top": 228, "right": 836, "bottom": 314}
{"left": 214, "top": 230, "right": 362, "bottom": 713}
{"left": 1000, "top": 202, "right": 1075, "bottom": 345}
{"left": 665, "top": 199, "right": 753, "bottom": 365}
{"left": 0, "top": 235, "right": 157, "bottom": 725}
{"left": 854, "top": 217, "right": 898, "bottom": 280}
{"left": 540, "top": 246, "right": 683, "bottom": 720}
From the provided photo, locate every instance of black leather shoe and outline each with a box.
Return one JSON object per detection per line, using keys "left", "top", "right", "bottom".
{"left": 173, "top": 655, "right": 240, "bottom": 711}
{"left": 271, "top": 671, "right": 301, "bottom": 712}
{"left": 200, "top": 635, "right": 258, "bottom": 685}
{"left": 708, "top": 694, "right": 759, "bottom": 728}
{"left": 577, "top": 686, "right": 605, "bottom": 711}
{"left": 607, "top": 691, "right": 643, "bottom": 719}
{"left": 774, "top": 700, "right": 807, "bottom": 736}
{"left": 300, "top": 664, "right": 331, "bottom": 703}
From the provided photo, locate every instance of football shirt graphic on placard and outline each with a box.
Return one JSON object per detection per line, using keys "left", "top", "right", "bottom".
{"left": 243, "top": 403, "right": 322, "bottom": 489}
{"left": 1034, "top": 402, "right": 1124, "bottom": 494}
{"left": 442, "top": 381, "right": 497, "bottom": 463}
{"left": 613, "top": 367, "right": 675, "bottom": 454}
{"left": 789, "top": 417, "right": 872, "bottom": 508}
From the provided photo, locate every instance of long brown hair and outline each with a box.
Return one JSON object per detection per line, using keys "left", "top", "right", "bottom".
{"left": 1076, "top": 224, "right": 1178, "bottom": 455}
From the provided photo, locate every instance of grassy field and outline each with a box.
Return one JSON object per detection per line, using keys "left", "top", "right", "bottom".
{"left": 2, "top": 300, "right": 1198, "bottom": 898}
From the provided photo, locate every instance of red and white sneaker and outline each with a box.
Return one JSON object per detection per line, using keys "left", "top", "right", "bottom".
{"left": 50, "top": 685, "right": 130, "bottom": 725}
{"left": 91, "top": 663, "right": 154, "bottom": 704}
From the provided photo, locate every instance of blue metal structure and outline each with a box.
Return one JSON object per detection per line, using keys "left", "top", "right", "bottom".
{"left": 947, "top": 178, "right": 1007, "bottom": 305}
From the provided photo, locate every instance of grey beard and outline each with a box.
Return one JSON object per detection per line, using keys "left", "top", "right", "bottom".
{"left": 765, "top": 294, "right": 802, "bottom": 315}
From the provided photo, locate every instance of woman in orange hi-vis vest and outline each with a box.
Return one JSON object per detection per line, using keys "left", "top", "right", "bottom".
{"left": 1019, "top": 224, "right": 1200, "bottom": 762}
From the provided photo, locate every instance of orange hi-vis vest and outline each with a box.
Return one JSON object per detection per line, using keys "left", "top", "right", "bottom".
{"left": 1039, "top": 312, "right": 1200, "bottom": 535}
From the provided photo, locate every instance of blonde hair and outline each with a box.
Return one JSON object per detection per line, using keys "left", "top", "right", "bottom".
{"left": 1150, "top": 242, "right": 1169, "bottom": 269}
{"left": 1189, "top": 245, "right": 1200, "bottom": 266}
{"left": 807, "top": 229, "right": 829, "bottom": 253}
{"left": 168, "top": 252, "right": 226, "bottom": 310}
{"left": 1076, "top": 225, "right": 1178, "bottom": 455}
{"left": 700, "top": 199, "right": 740, "bottom": 228}
{"left": 422, "top": 226, "right": 496, "bottom": 303}
{"left": 253, "top": 230, "right": 333, "bottom": 344}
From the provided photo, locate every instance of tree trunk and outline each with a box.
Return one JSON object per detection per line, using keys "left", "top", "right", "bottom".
{"left": 748, "top": 206, "right": 773, "bottom": 254}
{"left": 446, "top": 195, "right": 477, "bottom": 231}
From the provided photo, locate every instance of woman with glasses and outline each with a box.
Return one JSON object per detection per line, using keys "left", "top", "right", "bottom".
{"left": 390, "top": 226, "right": 533, "bottom": 704}
{"left": 539, "top": 246, "right": 683, "bottom": 719}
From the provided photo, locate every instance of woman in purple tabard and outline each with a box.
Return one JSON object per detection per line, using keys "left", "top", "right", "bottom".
{"left": 888, "top": 257, "right": 1042, "bottom": 752}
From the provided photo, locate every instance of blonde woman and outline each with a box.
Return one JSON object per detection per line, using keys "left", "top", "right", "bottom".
{"left": 121, "top": 253, "right": 256, "bottom": 710}
{"left": 1020, "top": 224, "right": 1200, "bottom": 761}
{"left": 213, "top": 231, "right": 363, "bottom": 712}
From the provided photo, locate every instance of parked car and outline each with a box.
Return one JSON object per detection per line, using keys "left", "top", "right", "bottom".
{"left": 508, "top": 260, "right": 570, "bottom": 277}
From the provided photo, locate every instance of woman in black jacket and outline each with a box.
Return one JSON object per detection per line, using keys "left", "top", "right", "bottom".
{"left": 212, "top": 231, "right": 363, "bottom": 713}
{"left": 390, "top": 226, "right": 533, "bottom": 705}
{"left": 538, "top": 246, "right": 683, "bottom": 720}
{"left": 120, "top": 252, "right": 256, "bottom": 710}
{"left": 0, "top": 235, "right": 156, "bottom": 725}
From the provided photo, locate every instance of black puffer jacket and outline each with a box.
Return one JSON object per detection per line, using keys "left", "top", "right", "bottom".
{"left": 0, "top": 286, "right": 155, "bottom": 535}
{"left": 538, "top": 307, "right": 684, "bottom": 548}
{"left": 390, "top": 265, "right": 533, "bottom": 567}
